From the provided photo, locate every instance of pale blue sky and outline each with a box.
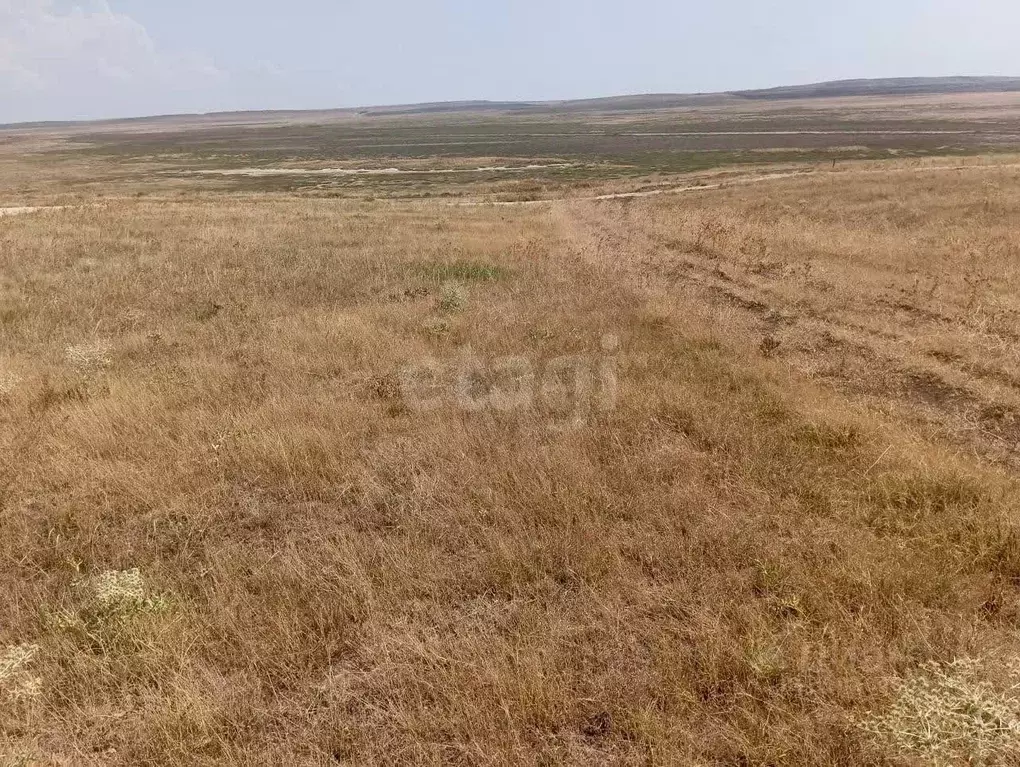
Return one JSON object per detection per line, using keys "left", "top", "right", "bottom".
{"left": 1, "top": 1, "right": 1018, "bottom": 123}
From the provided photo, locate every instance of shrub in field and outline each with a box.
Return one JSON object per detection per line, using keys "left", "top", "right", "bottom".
{"left": 50, "top": 569, "right": 170, "bottom": 647}
{"left": 437, "top": 282, "right": 469, "bottom": 312}
{"left": 861, "top": 658, "right": 1020, "bottom": 765}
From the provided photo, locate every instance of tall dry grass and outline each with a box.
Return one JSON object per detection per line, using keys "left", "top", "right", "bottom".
{"left": 1, "top": 163, "right": 1020, "bottom": 765}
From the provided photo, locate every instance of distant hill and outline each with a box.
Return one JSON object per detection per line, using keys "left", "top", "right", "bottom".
{"left": 732, "top": 76, "right": 1020, "bottom": 100}
{"left": 4, "top": 76, "right": 1020, "bottom": 130}
{"left": 354, "top": 77, "right": 1020, "bottom": 115}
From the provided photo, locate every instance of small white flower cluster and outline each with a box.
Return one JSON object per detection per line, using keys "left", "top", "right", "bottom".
{"left": 77, "top": 568, "right": 168, "bottom": 618}
{"left": 64, "top": 340, "right": 112, "bottom": 370}
{"left": 90, "top": 568, "right": 146, "bottom": 608}
{"left": 861, "top": 657, "right": 1020, "bottom": 765}
{"left": 0, "top": 644, "right": 42, "bottom": 702}
{"left": 0, "top": 371, "right": 19, "bottom": 396}
{"left": 52, "top": 568, "right": 169, "bottom": 640}
{"left": 5, "top": 569, "right": 169, "bottom": 712}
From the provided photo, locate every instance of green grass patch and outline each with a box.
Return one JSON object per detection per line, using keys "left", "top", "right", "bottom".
{"left": 417, "top": 260, "right": 510, "bottom": 283}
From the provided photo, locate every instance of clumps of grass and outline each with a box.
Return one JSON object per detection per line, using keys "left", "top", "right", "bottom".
{"left": 864, "top": 470, "right": 990, "bottom": 543}
{"left": 860, "top": 658, "right": 1020, "bottom": 765}
{"left": 866, "top": 471, "right": 985, "bottom": 524}
{"left": 194, "top": 300, "right": 223, "bottom": 322}
{"left": 759, "top": 334, "right": 782, "bottom": 358}
{"left": 64, "top": 340, "right": 112, "bottom": 371}
{"left": 422, "top": 317, "right": 452, "bottom": 336}
{"left": 0, "top": 644, "right": 42, "bottom": 703}
{"left": 437, "top": 282, "right": 469, "bottom": 313}
{"left": 51, "top": 568, "right": 170, "bottom": 643}
{"left": 418, "top": 260, "right": 509, "bottom": 283}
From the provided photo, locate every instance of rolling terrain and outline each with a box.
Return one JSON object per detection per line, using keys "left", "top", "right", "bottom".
{"left": 2, "top": 82, "right": 1020, "bottom": 765}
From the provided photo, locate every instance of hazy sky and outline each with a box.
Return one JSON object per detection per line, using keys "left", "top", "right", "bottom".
{"left": 1, "top": 0, "right": 1018, "bottom": 123}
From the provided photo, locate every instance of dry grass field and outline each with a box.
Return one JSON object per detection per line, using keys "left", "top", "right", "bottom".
{"left": 3, "top": 100, "right": 1020, "bottom": 765}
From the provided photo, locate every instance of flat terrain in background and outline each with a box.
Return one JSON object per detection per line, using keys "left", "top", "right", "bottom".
{"left": 3, "top": 87, "right": 1020, "bottom": 765}
{"left": 4, "top": 89, "right": 1020, "bottom": 201}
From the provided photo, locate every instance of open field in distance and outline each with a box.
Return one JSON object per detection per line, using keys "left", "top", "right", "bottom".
{"left": 4, "top": 90, "right": 1020, "bottom": 202}
{"left": 3, "top": 88, "right": 1020, "bottom": 765}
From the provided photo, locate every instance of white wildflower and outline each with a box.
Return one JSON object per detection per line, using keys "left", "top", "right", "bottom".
{"left": 0, "top": 371, "right": 19, "bottom": 396}
{"left": 90, "top": 568, "right": 145, "bottom": 608}
{"left": 65, "top": 340, "right": 112, "bottom": 370}
{"left": 861, "top": 657, "right": 1020, "bottom": 765}
{"left": 0, "top": 644, "right": 38, "bottom": 682}
{"left": 76, "top": 568, "right": 168, "bottom": 618}
{"left": 0, "top": 644, "right": 42, "bottom": 702}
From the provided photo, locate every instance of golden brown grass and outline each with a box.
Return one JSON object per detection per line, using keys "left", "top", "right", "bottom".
{"left": 2, "top": 157, "right": 1020, "bottom": 765}
{"left": 568, "top": 160, "right": 1020, "bottom": 466}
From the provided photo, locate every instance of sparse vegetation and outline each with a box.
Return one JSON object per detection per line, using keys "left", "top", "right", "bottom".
{"left": 2, "top": 94, "right": 1020, "bottom": 765}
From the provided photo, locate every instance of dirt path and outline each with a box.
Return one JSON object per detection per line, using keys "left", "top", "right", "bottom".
{"left": 455, "top": 170, "right": 810, "bottom": 207}
{"left": 559, "top": 192, "right": 1020, "bottom": 468}
{"left": 0, "top": 207, "right": 43, "bottom": 217}
{"left": 455, "top": 161, "right": 1020, "bottom": 207}
{"left": 192, "top": 163, "right": 578, "bottom": 177}
{"left": 0, "top": 206, "right": 66, "bottom": 217}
